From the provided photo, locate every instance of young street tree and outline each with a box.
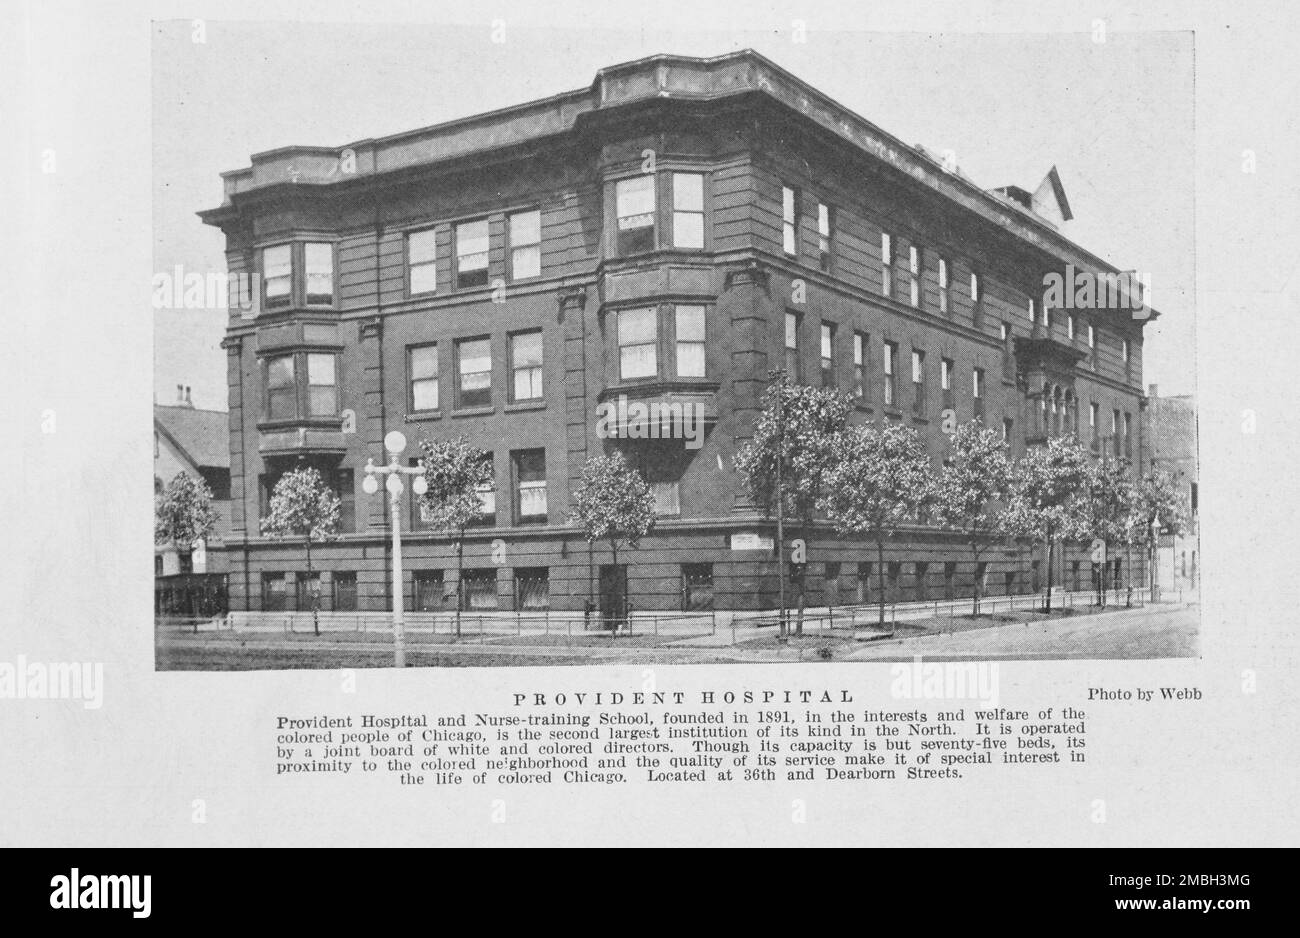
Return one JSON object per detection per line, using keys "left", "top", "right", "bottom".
{"left": 1080, "top": 457, "right": 1134, "bottom": 607}
{"left": 1131, "top": 466, "right": 1192, "bottom": 601}
{"left": 932, "top": 422, "right": 1012, "bottom": 616}
{"left": 417, "top": 436, "right": 494, "bottom": 639}
{"left": 818, "top": 421, "right": 934, "bottom": 629}
{"left": 1001, "top": 436, "right": 1090, "bottom": 613}
{"left": 568, "top": 450, "right": 656, "bottom": 632}
{"left": 734, "top": 372, "right": 852, "bottom": 637}
{"left": 260, "top": 466, "right": 342, "bottom": 635}
{"left": 155, "top": 471, "right": 221, "bottom": 625}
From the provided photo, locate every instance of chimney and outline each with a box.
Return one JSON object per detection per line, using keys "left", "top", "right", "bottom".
{"left": 185, "top": 386, "right": 192, "bottom": 406}
{"left": 176, "top": 384, "right": 184, "bottom": 404}
{"left": 1148, "top": 383, "right": 1158, "bottom": 398}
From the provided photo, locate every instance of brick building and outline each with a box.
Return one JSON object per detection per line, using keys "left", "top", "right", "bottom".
{"left": 199, "top": 50, "right": 1154, "bottom": 616}
{"left": 1144, "top": 386, "right": 1198, "bottom": 591}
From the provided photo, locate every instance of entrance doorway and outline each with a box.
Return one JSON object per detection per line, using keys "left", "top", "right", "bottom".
{"left": 599, "top": 564, "right": 628, "bottom": 628}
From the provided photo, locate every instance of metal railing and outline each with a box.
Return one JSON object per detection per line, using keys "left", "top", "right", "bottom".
{"left": 205, "top": 607, "right": 718, "bottom": 643}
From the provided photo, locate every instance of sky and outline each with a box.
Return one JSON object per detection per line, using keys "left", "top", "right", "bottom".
{"left": 153, "top": 20, "right": 1196, "bottom": 410}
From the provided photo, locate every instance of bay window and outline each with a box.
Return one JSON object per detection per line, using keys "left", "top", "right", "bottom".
{"left": 672, "top": 174, "right": 705, "bottom": 249}
{"left": 618, "top": 307, "right": 657, "bottom": 379}
{"left": 616, "top": 176, "right": 656, "bottom": 254}
{"left": 675, "top": 305, "right": 706, "bottom": 377}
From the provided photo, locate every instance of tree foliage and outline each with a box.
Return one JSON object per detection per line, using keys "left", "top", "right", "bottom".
{"left": 819, "top": 421, "right": 933, "bottom": 627}
{"left": 259, "top": 467, "right": 341, "bottom": 547}
{"left": 733, "top": 373, "right": 853, "bottom": 526}
{"left": 931, "top": 422, "right": 1012, "bottom": 614}
{"left": 569, "top": 450, "right": 656, "bottom": 551}
{"left": 1001, "top": 436, "right": 1090, "bottom": 611}
{"left": 1001, "top": 436, "right": 1091, "bottom": 545}
{"left": 155, "top": 471, "right": 220, "bottom": 550}
{"left": 1131, "top": 466, "right": 1192, "bottom": 540}
{"left": 416, "top": 436, "right": 494, "bottom": 535}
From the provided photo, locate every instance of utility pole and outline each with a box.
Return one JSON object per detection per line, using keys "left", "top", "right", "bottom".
{"left": 362, "top": 431, "right": 427, "bottom": 668}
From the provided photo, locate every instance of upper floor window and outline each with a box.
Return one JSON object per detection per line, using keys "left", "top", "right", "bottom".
{"left": 618, "top": 307, "right": 657, "bottom": 380}
{"left": 408, "top": 344, "right": 439, "bottom": 412}
{"left": 1028, "top": 296, "right": 1038, "bottom": 322}
{"left": 938, "top": 258, "right": 949, "bottom": 314}
{"left": 784, "top": 311, "right": 801, "bottom": 381}
{"left": 672, "top": 174, "right": 705, "bottom": 249}
{"left": 909, "top": 245, "right": 921, "bottom": 308}
{"left": 508, "top": 210, "right": 541, "bottom": 280}
{"left": 307, "top": 353, "right": 337, "bottom": 416}
{"left": 853, "top": 332, "right": 867, "bottom": 399}
{"left": 1068, "top": 314, "right": 1076, "bottom": 340}
{"left": 817, "top": 203, "right": 832, "bottom": 271}
{"left": 782, "top": 186, "right": 800, "bottom": 256}
{"left": 820, "top": 322, "right": 836, "bottom": 388}
{"left": 940, "top": 357, "right": 953, "bottom": 392}
{"left": 304, "top": 243, "right": 334, "bottom": 305}
{"left": 266, "top": 354, "right": 296, "bottom": 419}
{"left": 1088, "top": 323, "right": 1096, "bottom": 348}
{"left": 264, "top": 352, "right": 339, "bottom": 420}
{"left": 475, "top": 453, "right": 496, "bottom": 524}
{"left": 970, "top": 271, "right": 980, "bottom": 304}
{"left": 973, "top": 367, "right": 985, "bottom": 418}
{"left": 456, "top": 337, "right": 492, "bottom": 408}
{"left": 675, "top": 305, "right": 706, "bottom": 377}
{"left": 262, "top": 245, "right": 292, "bottom": 309}
{"left": 513, "top": 449, "right": 547, "bottom": 523}
{"left": 616, "top": 176, "right": 655, "bottom": 254}
{"left": 883, "top": 341, "right": 897, "bottom": 407}
{"left": 509, "top": 331, "right": 543, "bottom": 402}
{"left": 455, "top": 219, "right": 489, "bottom": 289}
{"left": 880, "top": 232, "right": 894, "bottom": 298}
{"left": 1089, "top": 401, "right": 1099, "bottom": 435}
{"left": 911, "top": 349, "right": 926, "bottom": 414}
{"left": 1122, "top": 337, "right": 1131, "bottom": 364}
{"left": 408, "top": 229, "right": 438, "bottom": 295}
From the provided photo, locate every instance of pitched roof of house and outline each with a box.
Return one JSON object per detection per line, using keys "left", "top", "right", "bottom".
{"left": 155, "top": 405, "right": 230, "bottom": 471}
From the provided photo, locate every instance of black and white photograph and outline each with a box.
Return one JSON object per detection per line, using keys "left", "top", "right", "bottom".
{"left": 153, "top": 24, "right": 1198, "bottom": 669}
{"left": 4, "top": 0, "right": 1297, "bottom": 870}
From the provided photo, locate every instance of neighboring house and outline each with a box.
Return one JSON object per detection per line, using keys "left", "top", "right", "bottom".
{"left": 1143, "top": 385, "right": 1198, "bottom": 593}
{"left": 199, "top": 50, "right": 1155, "bottom": 614}
{"left": 155, "top": 390, "right": 231, "bottom": 577}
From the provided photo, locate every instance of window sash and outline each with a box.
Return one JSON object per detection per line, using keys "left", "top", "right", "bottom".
{"left": 304, "top": 243, "right": 333, "bottom": 304}
{"left": 408, "top": 230, "right": 438, "bottom": 293}
{"left": 455, "top": 220, "right": 489, "bottom": 277}
{"left": 457, "top": 339, "right": 492, "bottom": 406}
{"left": 509, "top": 211, "right": 541, "bottom": 280}
{"left": 616, "top": 176, "right": 655, "bottom": 228}
{"left": 672, "top": 174, "right": 704, "bottom": 249}
{"left": 676, "top": 306, "right": 706, "bottom": 377}
{"left": 652, "top": 481, "right": 680, "bottom": 517}
{"left": 263, "top": 245, "right": 292, "bottom": 306}
{"left": 518, "top": 482, "right": 548, "bottom": 519}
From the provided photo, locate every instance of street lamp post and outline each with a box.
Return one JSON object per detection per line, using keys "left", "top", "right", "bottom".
{"left": 362, "top": 431, "right": 427, "bottom": 668}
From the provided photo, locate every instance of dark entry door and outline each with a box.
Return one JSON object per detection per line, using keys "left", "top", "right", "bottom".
{"left": 599, "top": 565, "right": 627, "bottom": 628}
